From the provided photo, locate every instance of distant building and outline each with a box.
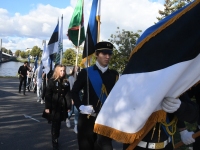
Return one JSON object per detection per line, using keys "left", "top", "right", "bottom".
{"left": 25, "top": 48, "right": 32, "bottom": 52}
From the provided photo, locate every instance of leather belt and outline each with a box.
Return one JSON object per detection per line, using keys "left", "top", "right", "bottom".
{"left": 81, "top": 113, "right": 97, "bottom": 117}
{"left": 137, "top": 137, "right": 171, "bottom": 149}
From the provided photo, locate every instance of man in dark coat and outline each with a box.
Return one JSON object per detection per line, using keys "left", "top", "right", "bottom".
{"left": 18, "top": 61, "right": 31, "bottom": 95}
{"left": 72, "top": 41, "right": 119, "bottom": 150}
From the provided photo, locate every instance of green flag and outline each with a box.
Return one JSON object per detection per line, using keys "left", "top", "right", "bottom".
{"left": 68, "top": 0, "right": 85, "bottom": 47}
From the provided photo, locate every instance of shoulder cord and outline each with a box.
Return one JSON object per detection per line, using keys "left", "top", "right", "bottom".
{"left": 96, "top": 74, "right": 119, "bottom": 109}
{"left": 160, "top": 116, "right": 178, "bottom": 148}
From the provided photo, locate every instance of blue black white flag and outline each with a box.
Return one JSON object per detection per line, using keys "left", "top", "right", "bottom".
{"left": 80, "top": 0, "right": 100, "bottom": 67}
{"left": 42, "top": 20, "right": 59, "bottom": 61}
{"left": 55, "top": 15, "right": 63, "bottom": 64}
{"left": 94, "top": 0, "right": 200, "bottom": 145}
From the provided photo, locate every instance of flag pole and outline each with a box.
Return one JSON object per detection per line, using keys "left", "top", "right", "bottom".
{"left": 86, "top": 33, "right": 90, "bottom": 105}
{"left": 42, "top": 40, "right": 48, "bottom": 86}
{"left": 74, "top": 0, "right": 84, "bottom": 79}
{"left": 97, "top": 0, "right": 101, "bottom": 43}
{"left": 75, "top": 24, "right": 81, "bottom": 68}
{"left": 60, "top": 15, "right": 63, "bottom": 65}
{"left": 74, "top": 24, "right": 81, "bottom": 80}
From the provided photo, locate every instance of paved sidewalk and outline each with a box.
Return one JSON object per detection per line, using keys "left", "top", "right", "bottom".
{"left": 0, "top": 77, "right": 122, "bottom": 150}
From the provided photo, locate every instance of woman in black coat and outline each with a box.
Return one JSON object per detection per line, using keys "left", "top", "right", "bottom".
{"left": 43, "top": 65, "right": 71, "bottom": 150}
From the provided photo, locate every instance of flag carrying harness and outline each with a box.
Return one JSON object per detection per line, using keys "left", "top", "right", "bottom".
{"left": 161, "top": 116, "right": 178, "bottom": 148}
{"left": 87, "top": 66, "right": 119, "bottom": 110}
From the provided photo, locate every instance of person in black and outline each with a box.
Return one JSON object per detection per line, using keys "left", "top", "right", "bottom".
{"left": 43, "top": 64, "right": 71, "bottom": 150}
{"left": 18, "top": 61, "right": 31, "bottom": 95}
{"left": 123, "top": 91, "right": 199, "bottom": 150}
{"left": 72, "top": 42, "right": 119, "bottom": 150}
{"left": 187, "top": 83, "right": 200, "bottom": 150}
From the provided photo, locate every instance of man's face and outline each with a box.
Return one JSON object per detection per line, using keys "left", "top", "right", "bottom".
{"left": 24, "top": 63, "right": 28, "bottom": 66}
{"left": 96, "top": 50, "right": 112, "bottom": 67}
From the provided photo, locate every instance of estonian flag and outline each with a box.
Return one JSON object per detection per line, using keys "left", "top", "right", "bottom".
{"left": 42, "top": 21, "right": 59, "bottom": 61}
{"left": 80, "top": 0, "right": 99, "bottom": 67}
{"left": 56, "top": 15, "right": 64, "bottom": 64}
{"left": 94, "top": 1, "right": 200, "bottom": 145}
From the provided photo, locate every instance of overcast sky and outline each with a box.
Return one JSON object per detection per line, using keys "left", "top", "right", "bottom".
{"left": 0, "top": 0, "right": 165, "bottom": 52}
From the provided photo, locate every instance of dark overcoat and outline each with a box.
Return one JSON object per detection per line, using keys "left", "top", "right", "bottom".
{"left": 42, "top": 78, "right": 71, "bottom": 122}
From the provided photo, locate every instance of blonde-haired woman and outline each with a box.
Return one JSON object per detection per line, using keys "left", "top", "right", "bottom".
{"left": 43, "top": 65, "right": 71, "bottom": 150}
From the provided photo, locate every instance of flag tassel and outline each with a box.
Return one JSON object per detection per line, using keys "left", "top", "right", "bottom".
{"left": 93, "top": 110, "right": 167, "bottom": 145}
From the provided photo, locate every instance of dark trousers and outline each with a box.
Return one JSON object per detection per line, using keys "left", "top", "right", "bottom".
{"left": 19, "top": 76, "right": 27, "bottom": 94}
{"left": 123, "top": 142, "right": 173, "bottom": 150}
{"left": 77, "top": 114, "right": 97, "bottom": 150}
{"left": 42, "top": 82, "right": 46, "bottom": 100}
{"left": 95, "top": 134, "right": 113, "bottom": 150}
{"left": 51, "top": 121, "right": 61, "bottom": 139}
{"left": 51, "top": 121, "right": 61, "bottom": 148}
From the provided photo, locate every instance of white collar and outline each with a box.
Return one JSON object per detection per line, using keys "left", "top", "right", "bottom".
{"left": 96, "top": 61, "right": 108, "bottom": 73}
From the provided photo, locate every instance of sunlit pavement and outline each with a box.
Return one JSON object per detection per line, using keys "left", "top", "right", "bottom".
{"left": 0, "top": 78, "right": 122, "bottom": 150}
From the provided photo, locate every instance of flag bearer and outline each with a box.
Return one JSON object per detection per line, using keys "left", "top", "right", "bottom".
{"left": 72, "top": 42, "right": 119, "bottom": 150}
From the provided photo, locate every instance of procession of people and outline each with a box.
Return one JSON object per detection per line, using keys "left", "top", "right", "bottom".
{"left": 17, "top": 41, "right": 200, "bottom": 150}
{"left": 14, "top": 0, "right": 200, "bottom": 150}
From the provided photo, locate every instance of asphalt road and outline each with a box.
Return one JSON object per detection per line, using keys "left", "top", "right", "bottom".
{"left": 0, "top": 77, "right": 123, "bottom": 150}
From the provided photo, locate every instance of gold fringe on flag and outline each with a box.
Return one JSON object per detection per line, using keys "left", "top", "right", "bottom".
{"left": 94, "top": 110, "right": 166, "bottom": 144}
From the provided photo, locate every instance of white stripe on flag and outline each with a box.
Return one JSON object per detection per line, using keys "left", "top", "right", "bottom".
{"left": 95, "top": 53, "right": 200, "bottom": 134}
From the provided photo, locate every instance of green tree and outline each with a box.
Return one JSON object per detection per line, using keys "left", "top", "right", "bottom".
{"left": 15, "top": 50, "right": 21, "bottom": 57}
{"left": 30, "top": 46, "right": 42, "bottom": 57}
{"left": 25, "top": 50, "right": 30, "bottom": 58}
{"left": 157, "top": 0, "right": 193, "bottom": 21}
{"left": 20, "top": 51, "right": 26, "bottom": 58}
{"left": 62, "top": 48, "right": 76, "bottom": 66}
{"left": 108, "top": 27, "right": 141, "bottom": 74}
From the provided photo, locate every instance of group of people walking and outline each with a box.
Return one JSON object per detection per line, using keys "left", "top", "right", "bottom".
{"left": 18, "top": 41, "right": 200, "bottom": 150}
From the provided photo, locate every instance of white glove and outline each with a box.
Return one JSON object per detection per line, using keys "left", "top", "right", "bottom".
{"left": 180, "top": 130, "right": 195, "bottom": 145}
{"left": 79, "top": 105, "right": 95, "bottom": 114}
{"left": 161, "top": 97, "right": 181, "bottom": 113}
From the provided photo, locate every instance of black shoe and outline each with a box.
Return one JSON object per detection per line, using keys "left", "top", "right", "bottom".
{"left": 53, "top": 147, "right": 59, "bottom": 150}
{"left": 52, "top": 139, "right": 59, "bottom": 150}
{"left": 19, "top": 91, "right": 21, "bottom": 93}
{"left": 23, "top": 93, "right": 26, "bottom": 96}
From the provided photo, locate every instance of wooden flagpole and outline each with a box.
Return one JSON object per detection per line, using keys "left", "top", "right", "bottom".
{"left": 174, "top": 131, "right": 200, "bottom": 149}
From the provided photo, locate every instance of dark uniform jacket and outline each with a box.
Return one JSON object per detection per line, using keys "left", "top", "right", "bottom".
{"left": 72, "top": 65, "right": 119, "bottom": 113}
{"left": 187, "top": 83, "right": 200, "bottom": 125}
{"left": 141, "top": 92, "right": 199, "bottom": 143}
{"left": 43, "top": 78, "right": 72, "bottom": 122}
